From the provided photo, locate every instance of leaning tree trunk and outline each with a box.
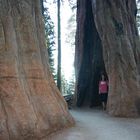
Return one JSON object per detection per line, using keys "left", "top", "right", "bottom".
{"left": 0, "top": 0, "right": 74, "bottom": 139}
{"left": 75, "top": 0, "right": 140, "bottom": 117}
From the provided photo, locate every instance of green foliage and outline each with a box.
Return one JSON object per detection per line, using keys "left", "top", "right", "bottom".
{"left": 61, "top": 3, "right": 76, "bottom": 96}
{"left": 43, "top": 5, "right": 57, "bottom": 81}
{"left": 65, "top": 10, "right": 76, "bottom": 52}
{"left": 68, "top": 0, "right": 77, "bottom": 10}
{"left": 136, "top": 1, "right": 140, "bottom": 34}
{"left": 61, "top": 73, "right": 75, "bottom": 96}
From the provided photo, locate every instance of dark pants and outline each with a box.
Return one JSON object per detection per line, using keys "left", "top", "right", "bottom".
{"left": 99, "top": 93, "right": 108, "bottom": 103}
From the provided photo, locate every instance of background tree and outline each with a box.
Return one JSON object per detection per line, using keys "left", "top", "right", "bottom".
{"left": 65, "top": 11, "right": 76, "bottom": 51}
{"left": 61, "top": 73, "right": 75, "bottom": 96}
{"left": 44, "top": 0, "right": 62, "bottom": 90}
{"left": 65, "top": 1, "right": 76, "bottom": 97}
{"left": 136, "top": 0, "right": 140, "bottom": 33}
{"left": 43, "top": 5, "right": 57, "bottom": 81}
{"left": 68, "top": 0, "right": 77, "bottom": 9}
{"left": 57, "top": 0, "right": 62, "bottom": 91}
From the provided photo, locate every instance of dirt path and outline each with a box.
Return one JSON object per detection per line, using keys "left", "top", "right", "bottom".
{"left": 49, "top": 108, "right": 140, "bottom": 140}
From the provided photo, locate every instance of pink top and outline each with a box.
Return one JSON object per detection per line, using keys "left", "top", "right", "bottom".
{"left": 99, "top": 81, "right": 108, "bottom": 94}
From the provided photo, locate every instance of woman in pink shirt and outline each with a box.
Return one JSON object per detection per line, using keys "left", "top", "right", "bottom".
{"left": 99, "top": 74, "right": 108, "bottom": 110}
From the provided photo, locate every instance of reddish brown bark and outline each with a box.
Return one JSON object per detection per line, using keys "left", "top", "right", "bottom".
{"left": 0, "top": 0, "right": 74, "bottom": 139}
{"left": 75, "top": 0, "right": 140, "bottom": 117}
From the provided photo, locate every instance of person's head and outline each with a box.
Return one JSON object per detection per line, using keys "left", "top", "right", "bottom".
{"left": 101, "top": 74, "right": 105, "bottom": 81}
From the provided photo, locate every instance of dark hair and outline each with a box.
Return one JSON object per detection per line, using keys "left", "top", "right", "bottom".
{"left": 100, "top": 72, "right": 107, "bottom": 81}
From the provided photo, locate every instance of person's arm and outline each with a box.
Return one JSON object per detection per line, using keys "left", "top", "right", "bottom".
{"left": 99, "top": 81, "right": 101, "bottom": 94}
{"left": 106, "top": 81, "right": 109, "bottom": 92}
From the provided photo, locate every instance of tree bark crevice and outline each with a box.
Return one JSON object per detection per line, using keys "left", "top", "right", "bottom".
{"left": 75, "top": 0, "right": 106, "bottom": 107}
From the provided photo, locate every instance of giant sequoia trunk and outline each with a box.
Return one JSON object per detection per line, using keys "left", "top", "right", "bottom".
{"left": 75, "top": 0, "right": 140, "bottom": 117}
{"left": 0, "top": 0, "right": 74, "bottom": 139}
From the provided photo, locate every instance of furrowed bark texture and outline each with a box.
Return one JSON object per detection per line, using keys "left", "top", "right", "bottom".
{"left": 75, "top": 0, "right": 106, "bottom": 107}
{"left": 75, "top": 0, "right": 140, "bottom": 117}
{"left": 0, "top": 0, "right": 74, "bottom": 139}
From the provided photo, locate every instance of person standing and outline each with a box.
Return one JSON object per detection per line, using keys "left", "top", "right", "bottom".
{"left": 99, "top": 74, "right": 108, "bottom": 110}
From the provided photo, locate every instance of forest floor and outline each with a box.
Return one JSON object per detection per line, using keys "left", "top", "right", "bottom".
{"left": 48, "top": 107, "right": 140, "bottom": 140}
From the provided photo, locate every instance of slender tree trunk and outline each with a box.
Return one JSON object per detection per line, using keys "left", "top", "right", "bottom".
{"left": 57, "top": 0, "right": 62, "bottom": 91}
{"left": 40, "top": 0, "right": 44, "bottom": 15}
{"left": 75, "top": 0, "right": 140, "bottom": 117}
{"left": 0, "top": 0, "right": 74, "bottom": 139}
